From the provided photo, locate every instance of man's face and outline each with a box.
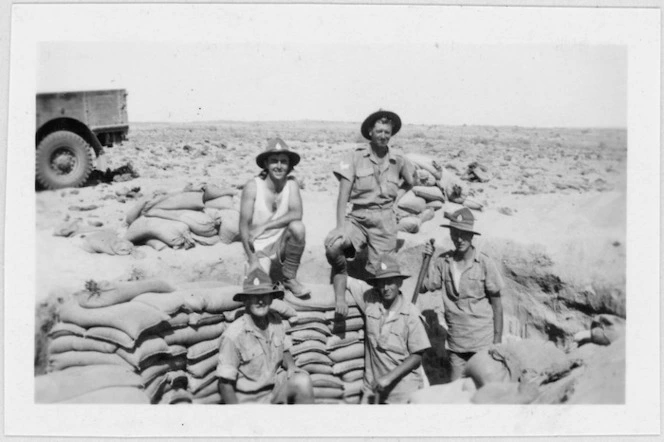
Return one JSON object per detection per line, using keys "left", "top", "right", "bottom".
{"left": 245, "top": 293, "right": 273, "bottom": 318}
{"left": 450, "top": 228, "right": 474, "bottom": 253}
{"left": 265, "top": 153, "right": 290, "bottom": 180}
{"left": 376, "top": 277, "right": 402, "bottom": 304}
{"left": 370, "top": 122, "right": 393, "bottom": 149}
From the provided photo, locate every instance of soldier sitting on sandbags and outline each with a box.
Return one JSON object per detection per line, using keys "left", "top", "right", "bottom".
{"left": 216, "top": 267, "right": 314, "bottom": 404}
{"left": 239, "top": 138, "right": 310, "bottom": 297}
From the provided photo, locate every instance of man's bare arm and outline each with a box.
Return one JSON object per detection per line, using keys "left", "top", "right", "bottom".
{"left": 218, "top": 378, "right": 239, "bottom": 404}
{"left": 489, "top": 294, "right": 503, "bottom": 344}
{"left": 239, "top": 179, "right": 258, "bottom": 259}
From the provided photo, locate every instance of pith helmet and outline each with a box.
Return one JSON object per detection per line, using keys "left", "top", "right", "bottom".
{"left": 361, "top": 110, "right": 402, "bottom": 140}
{"left": 255, "top": 137, "right": 301, "bottom": 169}
{"left": 232, "top": 267, "right": 284, "bottom": 302}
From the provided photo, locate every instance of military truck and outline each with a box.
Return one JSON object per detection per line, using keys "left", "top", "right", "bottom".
{"left": 36, "top": 89, "right": 129, "bottom": 189}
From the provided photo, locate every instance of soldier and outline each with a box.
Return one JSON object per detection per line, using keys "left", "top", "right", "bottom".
{"left": 324, "top": 110, "right": 415, "bottom": 317}
{"left": 217, "top": 267, "right": 314, "bottom": 404}
{"left": 420, "top": 207, "right": 505, "bottom": 381}
{"left": 239, "top": 138, "right": 309, "bottom": 297}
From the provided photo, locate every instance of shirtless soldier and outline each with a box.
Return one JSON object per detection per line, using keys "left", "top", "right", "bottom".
{"left": 324, "top": 110, "right": 415, "bottom": 316}
{"left": 239, "top": 138, "right": 309, "bottom": 297}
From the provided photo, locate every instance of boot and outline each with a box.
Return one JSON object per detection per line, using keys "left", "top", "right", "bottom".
{"left": 282, "top": 242, "right": 310, "bottom": 298}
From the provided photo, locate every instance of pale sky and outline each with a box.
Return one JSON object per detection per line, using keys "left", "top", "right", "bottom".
{"left": 38, "top": 42, "right": 626, "bottom": 128}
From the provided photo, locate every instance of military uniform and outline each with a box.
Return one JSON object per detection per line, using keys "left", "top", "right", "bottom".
{"left": 333, "top": 146, "right": 415, "bottom": 272}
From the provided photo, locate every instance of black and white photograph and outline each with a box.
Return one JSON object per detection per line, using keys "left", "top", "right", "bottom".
{"left": 3, "top": 1, "right": 660, "bottom": 438}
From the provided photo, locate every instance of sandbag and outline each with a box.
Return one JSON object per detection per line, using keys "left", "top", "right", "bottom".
{"left": 329, "top": 317, "right": 364, "bottom": 333}
{"left": 405, "top": 153, "right": 442, "bottom": 180}
{"left": 397, "top": 190, "right": 427, "bottom": 214}
{"left": 48, "top": 322, "right": 135, "bottom": 349}
{"left": 284, "top": 284, "right": 358, "bottom": 312}
{"left": 314, "top": 387, "right": 344, "bottom": 399}
{"left": 198, "top": 286, "right": 244, "bottom": 313}
{"left": 327, "top": 330, "right": 364, "bottom": 345}
{"left": 167, "top": 312, "right": 191, "bottom": 329}
{"left": 134, "top": 290, "right": 206, "bottom": 315}
{"left": 188, "top": 370, "right": 219, "bottom": 394}
{"left": 341, "top": 369, "right": 364, "bottom": 383}
{"left": 203, "top": 184, "right": 236, "bottom": 201}
{"left": 343, "top": 379, "right": 364, "bottom": 397}
{"left": 146, "top": 208, "right": 218, "bottom": 237}
{"left": 115, "top": 335, "right": 171, "bottom": 369}
{"left": 193, "top": 392, "right": 223, "bottom": 404}
{"left": 289, "top": 311, "right": 329, "bottom": 326}
{"left": 48, "top": 335, "right": 118, "bottom": 355}
{"left": 141, "top": 356, "right": 187, "bottom": 385}
{"left": 151, "top": 191, "right": 205, "bottom": 211}
{"left": 160, "top": 388, "right": 194, "bottom": 404}
{"left": 193, "top": 378, "right": 220, "bottom": 398}
{"left": 188, "top": 336, "right": 222, "bottom": 362}
{"left": 288, "top": 329, "right": 328, "bottom": 344}
{"left": 412, "top": 186, "right": 445, "bottom": 203}
{"left": 77, "top": 279, "right": 175, "bottom": 308}
{"left": 192, "top": 233, "right": 221, "bottom": 246}
{"left": 300, "top": 363, "right": 334, "bottom": 375}
{"left": 344, "top": 395, "right": 361, "bottom": 404}
{"left": 288, "top": 322, "right": 332, "bottom": 337}
{"left": 187, "top": 352, "right": 219, "bottom": 379}
{"left": 126, "top": 199, "right": 149, "bottom": 225}
{"left": 161, "top": 322, "right": 227, "bottom": 347}
{"left": 146, "top": 239, "right": 168, "bottom": 251}
{"left": 35, "top": 365, "right": 142, "bottom": 403}
{"left": 471, "top": 382, "right": 539, "bottom": 405}
{"left": 217, "top": 209, "right": 241, "bottom": 244}
{"left": 397, "top": 216, "right": 421, "bottom": 234}
{"left": 48, "top": 351, "right": 130, "bottom": 372}
{"left": 81, "top": 230, "right": 134, "bottom": 256}
{"left": 124, "top": 216, "right": 194, "bottom": 249}
{"left": 407, "top": 378, "right": 476, "bottom": 404}
{"left": 463, "top": 350, "right": 510, "bottom": 388}
{"left": 290, "top": 341, "right": 328, "bottom": 357}
{"left": 590, "top": 314, "right": 625, "bottom": 345}
{"left": 333, "top": 358, "right": 365, "bottom": 375}
{"left": 489, "top": 339, "right": 572, "bottom": 384}
{"left": 187, "top": 312, "right": 226, "bottom": 327}
{"left": 231, "top": 299, "right": 297, "bottom": 321}
{"left": 437, "top": 172, "right": 466, "bottom": 202}
{"left": 295, "top": 352, "right": 333, "bottom": 367}
{"left": 60, "top": 386, "right": 150, "bottom": 404}
{"left": 59, "top": 299, "right": 169, "bottom": 340}
{"left": 329, "top": 342, "right": 364, "bottom": 363}
{"left": 205, "top": 196, "right": 235, "bottom": 210}
{"left": 415, "top": 168, "right": 437, "bottom": 186}
{"left": 426, "top": 200, "right": 444, "bottom": 211}
{"left": 310, "top": 373, "right": 344, "bottom": 389}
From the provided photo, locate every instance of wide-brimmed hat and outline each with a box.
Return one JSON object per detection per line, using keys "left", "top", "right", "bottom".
{"left": 365, "top": 254, "right": 410, "bottom": 285}
{"left": 255, "top": 138, "right": 301, "bottom": 169}
{"left": 233, "top": 267, "right": 284, "bottom": 302}
{"left": 361, "top": 110, "right": 402, "bottom": 140}
{"left": 441, "top": 207, "right": 481, "bottom": 236}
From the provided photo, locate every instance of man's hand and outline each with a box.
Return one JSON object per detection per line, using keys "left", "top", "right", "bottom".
{"left": 372, "top": 375, "right": 392, "bottom": 393}
{"left": 423, "top": 241, "right": 435, "bottom": 256}
{"left": 432, "top": 160, "right": 442, "bottom": 172}
{"left": 324, "top": 227, "right": 345, "bottom": 249}
{"left": 335, "top": 299, "right": 348, "bottom": 318}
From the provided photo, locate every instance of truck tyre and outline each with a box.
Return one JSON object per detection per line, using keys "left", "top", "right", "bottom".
{"left": 36, "top": 131, "right": 94, "bottom": 189}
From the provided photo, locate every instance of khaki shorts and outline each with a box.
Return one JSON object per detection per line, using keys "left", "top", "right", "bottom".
{"left": 343, "top": 207, "right": 398, "bottom": 274}
{"left": 235, "top": 370, "right": 289, "bottom": 404}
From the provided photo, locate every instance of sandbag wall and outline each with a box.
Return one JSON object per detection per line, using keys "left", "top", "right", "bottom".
{"left": 124, "top": 186, "right": 241, "bottom": 250}
{"left": 40, "top": 280, "right": 369, "bottom": 405}
{"left": 282, "top": 286, "right": 366, "bottom": 405}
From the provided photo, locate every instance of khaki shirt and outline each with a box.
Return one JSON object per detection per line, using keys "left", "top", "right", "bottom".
{"left": 216, "top": 312, "right": 292, "bottom": 394}
{"left": 347, "top": 278, "right": 431, "bottom": 400}
{"left": 333, "top": 146, "right": 415, "bottom": 208}
{"left": 422, "top": 247, "right": 505, "bottom": 353}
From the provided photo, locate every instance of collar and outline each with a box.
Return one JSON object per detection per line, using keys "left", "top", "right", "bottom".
{"left": 364, "top": 146, "right": 397, "bottom": 166}
{"left": 368, "top": 291, "right": 408, "bottom": 318}
{"left": 242, "top": 312, "right": 277, "bottom": 340}
{"left": 444, "top": 246, "right": 480, "bottom": 264}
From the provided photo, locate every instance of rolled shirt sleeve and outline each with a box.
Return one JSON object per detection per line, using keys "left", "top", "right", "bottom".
{"left": 421, "top": 256, "right": 445, "bottom": 293}
{"left": 333, "top": 152, "right": 356, "bottom": 182}
{"left": 216, "top": 334, "right": 240, "bottom": 381}
{"left": 483, "top": 255, "right": 505, "bottom": 295}
{"left": 400, "top": 156, "right": 417, "bottom": 186}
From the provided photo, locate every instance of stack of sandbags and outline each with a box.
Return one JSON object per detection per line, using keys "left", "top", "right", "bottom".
{"left": 124, "top": 186, "right": 241, "bottom": 250}
{"left": 284, "top": 285, "right": 366, "bottom": 404}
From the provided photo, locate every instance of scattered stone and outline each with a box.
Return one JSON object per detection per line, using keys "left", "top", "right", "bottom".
{"left": 498, "top": 207, "right": 514, "bottom": 216}
{"left": 69, "top": 205, "right": 99, "bottom": 212}
{"left": 87, "top": 220, "right": 104, "bottom": 227}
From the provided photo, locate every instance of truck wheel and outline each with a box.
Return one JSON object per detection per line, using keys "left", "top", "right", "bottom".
{"left": 36, "top": 131, "right": 94, "bottom": 189}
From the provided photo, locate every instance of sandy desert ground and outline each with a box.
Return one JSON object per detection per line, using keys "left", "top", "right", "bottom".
{"left": 35, "top": 120, "right": 627, "bottom": 402}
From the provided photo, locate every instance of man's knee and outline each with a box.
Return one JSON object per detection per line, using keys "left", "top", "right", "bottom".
{"left": 287, "top": 220, "right": 306, "bottom": 241}
{"left": 325, "top": 238, "right": 349, "bottom": 274}
{"left": 288, "top": 372, "right": 314, "bottom": 401}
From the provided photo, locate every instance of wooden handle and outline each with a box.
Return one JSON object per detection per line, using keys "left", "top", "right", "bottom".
{"left": 411, "top": 238, "right": 435, "bottom": 305}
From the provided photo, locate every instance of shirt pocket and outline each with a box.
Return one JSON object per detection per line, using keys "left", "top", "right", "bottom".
{"left": 466, "top": 270, "right": 486, "bottom": 300}
{"left": 354, "top": 167, "right": 375, "bottom": 192}
{"left": 239, "top": 345, "right": 266, "bottom": 381}
{"left": 380, "top": 329, "right": 407, "bottom": 355}
{"left": 385, "top": 166, "right": 401, "bottom": 197}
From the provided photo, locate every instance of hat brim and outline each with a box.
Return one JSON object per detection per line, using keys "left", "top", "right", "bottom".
{"left": 365, "top": 273, "right": 410, "bottom": 286}
{"left": 440, "top": 224, "right": 481, "bottom": 236}
{"left": 361, "top": 110, "right": 402, "bottom": 140}
{"left": 255, "top": 151, "right": 301, "bottom": 169}
{"left": 233, "top": 289, "right": 284, "bottom": 302}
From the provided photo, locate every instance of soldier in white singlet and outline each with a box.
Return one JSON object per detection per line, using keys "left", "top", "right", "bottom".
{"left": 239, "top": 138, "right": 310, "bottom": 297}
